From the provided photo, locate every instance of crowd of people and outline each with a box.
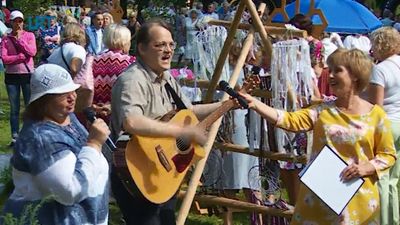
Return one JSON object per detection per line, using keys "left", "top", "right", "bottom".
{"left": 0, "top": 1, "right": 398, "bottom": 225}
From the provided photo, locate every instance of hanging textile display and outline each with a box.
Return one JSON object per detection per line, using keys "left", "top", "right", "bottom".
{"left": 270, "top": 39, "right": 314, "bottom": 155}
{"left": 193, "top": 23, "right": 230, "bottom": 81}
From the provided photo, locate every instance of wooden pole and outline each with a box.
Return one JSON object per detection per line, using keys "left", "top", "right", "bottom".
{"left": 208, "top": 19, "right": 307, "bottom": 38}
{"left": 177, "top": 191, "right": 294, "bottom": 218}
{"left": 243, "top": 0, "right": 298, "bottom": 108}
{"left": 309, "top": 0, "right": 315, "bottom": 14}
{"left": 214, "top": 142, "right": 307, "bottom": 164}
{"left": 203, "top": 1, "right": 246, "bottom": 103}
{"left": 242, "top": 0, "right": 272, "bottom": 62}
{"left": 178, "top": 79, "right": 273, "bottom": 99}
{"left": 177, "top": 4, "right": 268, "bottom": 224}
{"left": 176, "top": 24, "right": 252, "bottom": 225}
{"left": 295, "top": 0, "right": 300, "bottom": 14}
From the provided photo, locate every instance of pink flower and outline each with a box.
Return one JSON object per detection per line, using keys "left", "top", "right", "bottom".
{"left": 170, "top": 69, "right": 180, "bottom": 78}
{"left": 327, "top": 124, "right": 351, "bottom": 143}
{"left": 170, "top": 68, "right": 195, "bottom": 80}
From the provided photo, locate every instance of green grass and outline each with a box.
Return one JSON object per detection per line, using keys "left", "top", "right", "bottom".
{"left": 187, "top": 212, "right": 251, "bottom": 225}
{"left": 0, "top": 73, "right": 11, "bottom": 152}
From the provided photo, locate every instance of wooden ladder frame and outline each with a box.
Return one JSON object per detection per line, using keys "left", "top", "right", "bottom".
{"left": 176, "top": 1, "right": 307, "bottom": 224}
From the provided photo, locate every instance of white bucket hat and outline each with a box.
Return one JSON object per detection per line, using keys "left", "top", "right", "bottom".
{"left": 29, "top": 64, "right": 80, "bottom": 104}
{"left": 10, "top": 10, "right": 24, "bottom": 20}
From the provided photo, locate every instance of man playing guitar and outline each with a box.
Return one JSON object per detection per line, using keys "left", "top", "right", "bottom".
{"left": 110, "top": 19, "right": 225, "bottom": 225}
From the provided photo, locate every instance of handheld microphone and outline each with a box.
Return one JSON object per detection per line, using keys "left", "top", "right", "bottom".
{"left": 83, "top": 107, "right": 117, "bottom": 151}
{"left": 218, "top": 80, "right": 249, "bottom": 109}
{"left": 251, "top": 66, "right": 261, "bottom": 75}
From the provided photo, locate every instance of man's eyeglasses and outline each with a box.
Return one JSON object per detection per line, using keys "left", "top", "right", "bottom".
{"left": 154, "top": 42, "right": 177, "bottom": 51}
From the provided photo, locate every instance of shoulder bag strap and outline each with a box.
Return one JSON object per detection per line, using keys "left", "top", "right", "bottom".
{"left": 60, "top": 44, "right": 72, "bottom": 72}
{"left": 165, "top": 82, "right": 187, "bottom": 110}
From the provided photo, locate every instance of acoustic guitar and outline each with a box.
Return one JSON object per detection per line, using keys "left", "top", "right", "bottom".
{"left": 113, "top": 76, "right": 258, "bottom": 204}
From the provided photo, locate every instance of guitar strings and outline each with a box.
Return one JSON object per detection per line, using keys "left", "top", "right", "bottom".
{"left": 176, "top": 138, "right": 191, "bottom": 152}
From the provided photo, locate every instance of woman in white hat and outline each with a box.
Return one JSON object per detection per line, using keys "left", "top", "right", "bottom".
{"left": 1, "top": 64, "right": 110, "bottom": 225}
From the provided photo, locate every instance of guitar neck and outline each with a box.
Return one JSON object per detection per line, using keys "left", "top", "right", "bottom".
{"left": 197, "top": 100, "right": 235, "bottom": 130}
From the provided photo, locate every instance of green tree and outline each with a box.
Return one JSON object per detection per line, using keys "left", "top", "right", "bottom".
{"left": 151, "top": 0, "right": 188, "bottom": 7}
{"left": 12, "top": 0, "right": 55, "bottom": 17}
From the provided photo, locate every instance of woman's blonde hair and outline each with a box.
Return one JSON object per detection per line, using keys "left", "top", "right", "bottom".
{"left": 370, "top": 26, "right": 400, "bottom": 60}
{"left": 61, "top": 22, "right": 86, "bottom": 46}
{"left": 103, "top": 24, "right": 131, "bottom": 53}
{"left": 327, "top": 48, "right": 373, "bottom": 93}
{"left": 44, "top": 10, "right": 58, "bottom": 18}
{"left": 129, "top": 11, "right": 137, "bottom": 19}
{"left": 103, "top": 12, "right": 114, "bottom": 24}
{"left": 62, "top": 15, "right": 78, "bottom": 25}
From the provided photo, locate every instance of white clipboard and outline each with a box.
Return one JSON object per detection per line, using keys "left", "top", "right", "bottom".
{"left": 299, "top": 145, "right": 364, "bottom": 215}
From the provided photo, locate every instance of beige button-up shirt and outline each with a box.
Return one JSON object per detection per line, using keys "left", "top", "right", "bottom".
{"left": 110, "top": 59, "right": 192, "bottom": 140}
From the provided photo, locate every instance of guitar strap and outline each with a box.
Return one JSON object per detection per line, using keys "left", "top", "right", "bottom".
{"left": 165, "top": 82, "right": 187, "bottom": 110}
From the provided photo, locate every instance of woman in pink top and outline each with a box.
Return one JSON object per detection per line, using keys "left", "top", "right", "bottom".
{"left": 1, "top": 10, "right": 37, "bottom": 146}
{"left": 92, "top": 24, "right": 135, "bottom": 124}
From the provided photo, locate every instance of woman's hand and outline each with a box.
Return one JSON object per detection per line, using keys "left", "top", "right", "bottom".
{"left": 232, "top": 92, "right": 257, "bottom": 110}
{"left": 93, "top": 103, "right": 111, "bottom": 117}
{"left": 340, "top": 161, "right": 376, "bottom": 182}
{"left": 86, "top": 119, "right": 111, "bottom": 152}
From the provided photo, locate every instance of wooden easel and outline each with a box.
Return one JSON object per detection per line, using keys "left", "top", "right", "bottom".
{"left": 176, "top": 1, "right": 276, "bottom": 224}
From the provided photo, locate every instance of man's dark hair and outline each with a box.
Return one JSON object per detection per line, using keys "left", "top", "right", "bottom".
{"left": 136, "top": 18, "right": 173, "bottom": 53}
{"left": 289, "top": 13, "right": 313, "bottom": 35}
{"left": 91, "top": 11, "right": 104, "bottom": 25}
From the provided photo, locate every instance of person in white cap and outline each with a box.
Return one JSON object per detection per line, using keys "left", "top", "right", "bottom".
{"left": 1, "top": 10, "right": 37, "bottom": 147}
{"left": 1, "top": 64, "right": 111, "bottom": 225}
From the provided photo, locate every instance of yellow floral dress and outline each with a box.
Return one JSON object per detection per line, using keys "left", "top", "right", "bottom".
{"left": 275, "top": 102, "right": 396, "bottom": 225}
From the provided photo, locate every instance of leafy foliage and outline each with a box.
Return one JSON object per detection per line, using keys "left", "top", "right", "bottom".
{"left": 0, "top": 165, "right": 13, "bottom": 197}
{"left": 134, "top": 0, "right": 188, "bottom": 9}
{"left": 12, "top": 0, "right": 55, "bottom": 17}
{"left": 0, "top": 165, "right": 11, "bottom": 184}
{"left": 1, "top": 197, "right": 50, "bottom": 225}
{"left": 151, "top": 0, "right": 188, "bottom": 7}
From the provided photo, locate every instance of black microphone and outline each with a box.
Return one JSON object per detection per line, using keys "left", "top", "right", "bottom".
{"left": 218, "top": 80, "right": 249, "bottom": 109}
{"left": 83, "top": 107, "right": 117, "bottom": 151}
{"left": 251, "top": 66, "right": 261, "bottom": 75}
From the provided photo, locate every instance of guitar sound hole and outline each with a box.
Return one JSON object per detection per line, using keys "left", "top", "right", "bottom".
{"left": 176, "top": 138, "right": 191, "bottom": 152}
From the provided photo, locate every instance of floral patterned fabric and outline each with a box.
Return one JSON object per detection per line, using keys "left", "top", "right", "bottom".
{"left": 275, "top": 102, "right": 396, "bottom": 225}
{"left": 38, "top": 25, "right": 60, "bottom": 62}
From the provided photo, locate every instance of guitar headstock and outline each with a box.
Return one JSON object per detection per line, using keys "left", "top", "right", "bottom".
{"left": 240, "top": 74, "right": 260, "bottom": 95}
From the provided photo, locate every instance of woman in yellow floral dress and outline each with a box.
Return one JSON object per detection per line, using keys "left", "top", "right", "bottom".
{"left": 238, "top": 48, "right": 396, "bottom": 224}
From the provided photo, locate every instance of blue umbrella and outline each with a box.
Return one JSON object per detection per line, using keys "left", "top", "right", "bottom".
{"left": 272, "top": 0, "right": 382, "bottom": 34}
